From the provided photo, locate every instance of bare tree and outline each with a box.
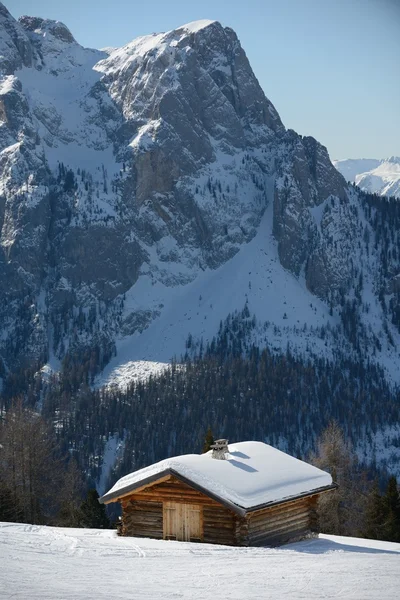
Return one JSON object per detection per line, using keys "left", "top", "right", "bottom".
{"left": 0, "top": 399, "right": 62, "bottom": 524}
{"left": 310, "top": 421, "right": 369, "bottom": 536}
{"left": 56, "top": 457, "right": 85, "bottom": 527}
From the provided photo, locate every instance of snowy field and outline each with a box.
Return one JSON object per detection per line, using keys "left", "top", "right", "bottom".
{"left": 0, "top": 523, "right": 399, "bottom": 600}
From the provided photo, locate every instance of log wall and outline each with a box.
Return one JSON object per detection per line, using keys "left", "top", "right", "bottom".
{"left": 203, "top": 505, "right": 236, "bottom": 546}
{"left": 119, "top": 475, "right": 321, "bottom": 547}
{"left": 242, "top": 495, "right": 318, "bottom": 546}
{"left": 120, "top": 475, "right": 237, "bottom": 544}
{"left": 121, "top": 499, "right": 163, "bottom": 538}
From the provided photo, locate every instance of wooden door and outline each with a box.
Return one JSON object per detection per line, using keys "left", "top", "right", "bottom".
{"left": 163, "top": 502, "right": 202, "bottom": 541}
{"left": 185, "top": 504, "right": 201, "bottom": 541}
{"left": 164, "top": 503, "right": 180, "bottom": 540}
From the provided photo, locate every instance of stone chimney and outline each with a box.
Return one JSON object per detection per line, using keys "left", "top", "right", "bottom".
{"left": 211, "top": 439, "right": 229, "bottom": 460}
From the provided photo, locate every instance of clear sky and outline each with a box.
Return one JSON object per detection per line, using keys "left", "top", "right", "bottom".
{"left": 9, "top": 0, "right": 400, "bottom": 159}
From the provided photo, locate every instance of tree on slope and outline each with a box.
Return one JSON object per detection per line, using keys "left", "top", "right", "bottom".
{"left": 202, "top": 427, "right": 214, "bottom": 453}
{"left": 80, "top": 489, "right": 110, "bottom": 529}
{"left": 56, "top": 458, "right": 85, "bottom": 527}
{"left": 363, "top": 480, "right": 386, "bottom": 540}
{"left": 0, "top": 480, "right": 23, "bottom": 522}
{"left": 0, "top": 399, "right": 62, "bottom": 523}
{"left": 382, "top": 476, "right": 400, "bottom": 542}
{"left": 310, "top": 421, "right": 369, "bottom": 536}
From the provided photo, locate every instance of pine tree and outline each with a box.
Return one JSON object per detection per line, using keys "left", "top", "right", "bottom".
{"left": 0, "top": 481, "right": 23, "bottom": 522}
{"left": 382, "top": 476, "right": 400, "bottom": 542}
{"left": 363, "top": 480, "right": 385, "bottom": 540}
{"left": 202, "top": 427, "right": 214, "bottom": 453}
{"left": 80, "top": 489, "right": 110, "bottom": 529}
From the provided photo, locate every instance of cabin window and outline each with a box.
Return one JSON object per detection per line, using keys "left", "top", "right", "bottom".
{"left": 163, "top": 502, "right": 202, "bottom": 542}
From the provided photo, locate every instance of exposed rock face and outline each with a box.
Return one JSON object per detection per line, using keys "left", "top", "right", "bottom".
{"left": 19, "top": 16, "right": 76, "bottom": 44}
{"left": 273, "top": 130, "right": 353, "bottom": 296}
{"left": 0, "top": 5, "right": 398, "bottom": 381}
{"left": 0, "top": 3, "right": 33, "bottom": 73}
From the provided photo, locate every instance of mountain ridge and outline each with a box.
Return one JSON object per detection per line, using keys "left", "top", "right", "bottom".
{"left": 0, "top": 2, "right": 398, "bottom": 395}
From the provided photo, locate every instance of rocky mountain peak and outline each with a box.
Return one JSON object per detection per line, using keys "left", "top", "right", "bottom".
{"left": 0, "top": 2, "right": 33, "bottom": 73}
{"left": 98, "top": 17, "right": 283, "bottom": 142}
{"left": 0, "top": 2, "right": 398, "bottom": 394}
{"left": 18, "top": 16, "right": 76, "bottom": 44}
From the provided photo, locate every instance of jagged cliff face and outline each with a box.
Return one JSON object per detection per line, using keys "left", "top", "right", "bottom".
{"left": 0, "top": 3, "right": 398, "bottom": 383}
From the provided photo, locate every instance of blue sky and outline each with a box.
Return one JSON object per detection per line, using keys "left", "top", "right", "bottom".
{"left": 9, "top": 0, "right": 400, "bottom": 159}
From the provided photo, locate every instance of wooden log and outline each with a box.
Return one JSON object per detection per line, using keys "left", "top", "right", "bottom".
{"left": 248, "top": 518, "right": 310, "bottom": 540}
{"left": 134, "top": 494, "right": 217, "bottom": 505}
{"left": 204, "top": 532, "right": 235, "bottom": 545}
{"left": 122, "top": 499, "right": 163, "bottom": 539}
{"left": 248, "top": 495, "right": 316, "bottom": 517}
{"left": 248, "top": 504, "right": 310, "bottom": 526}
{"left": 248, "top": 518, "right": 311, "bottom": 545}
{"left": 249, "top": 519, "right": 311, "bottom": 543}
{"left": 248, "top": 499, "right": 310, "bottom": 520}
{"left": 248, "top": 508, "right": 311, "bottom": 533}
{"left": 125, "top": 505, "right": 162, "bottom": 512}
{"left": 203, "top": 504, "right": 236, "bottom": 545}
{"left": 256, "top": 525, "right": 312, "bottom": 547}
{"left": 251, "top": 512, "right": 311, "bottom": 533}
{"left": 112, "top": 475, "right": 173, "bottom": 502}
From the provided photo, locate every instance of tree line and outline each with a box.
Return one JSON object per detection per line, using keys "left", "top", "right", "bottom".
{"left": 0, "top": 400, "right": 109, "bottom": 529}
{"left": 310, "top": 421, "right": 400, "bottom": 541}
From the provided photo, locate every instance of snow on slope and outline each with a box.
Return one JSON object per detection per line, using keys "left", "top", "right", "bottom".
{"left": 98, "top": 182, "right": 400, "bottom": 388}
{"left": 1, "top": 523, "right": 399, "bottom": 600}
{"left": 181, "top": 19, "right": 217, "bottom": 33}
{"left": 333, "top": 157, "right": 400, "bottom": 198}
{"left": 332, "top": 158, "right": 381, "bottom": 183}
{"left": 98, "top": 196, "right": 339, "bottom": 388}
{"left": 15, "top": 38, "right": 120, "bottom": 174}
{"left": 97, "top": 434, "right": 125, "bottom": 495}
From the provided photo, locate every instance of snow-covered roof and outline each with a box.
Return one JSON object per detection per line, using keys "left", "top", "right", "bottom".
{"left": 100, "top": 441, "right": 333, "bottom": 513}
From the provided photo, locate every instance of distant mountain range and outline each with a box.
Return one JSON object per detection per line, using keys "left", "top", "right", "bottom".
{"left": 333, "top": 157, "right": 400, "bottom": 199}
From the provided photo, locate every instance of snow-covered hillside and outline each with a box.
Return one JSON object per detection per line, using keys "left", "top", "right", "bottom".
{"left": 333, "top": 157, "right": 400, "bottom": 198}
{"left": 0, "top": 523, "right": 399, "bottom": 600}
{"left": 98, "top": 200, "right": 342, "bottom": 387}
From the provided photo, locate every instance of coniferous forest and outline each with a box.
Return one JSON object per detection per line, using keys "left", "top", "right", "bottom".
{"left": 1, "top": 307, "right": 400, "bottom": 541}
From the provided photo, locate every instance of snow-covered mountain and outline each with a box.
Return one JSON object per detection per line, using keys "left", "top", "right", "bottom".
{"left": 333, "top": 157, "right": 400, "bottom": 199}
{"left": 0, "top": 1, "right": 399, "bottom": 395}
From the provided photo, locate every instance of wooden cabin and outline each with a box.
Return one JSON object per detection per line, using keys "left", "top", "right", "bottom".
{"left": 99, "top": 440, "right": 336, "bottom": 547}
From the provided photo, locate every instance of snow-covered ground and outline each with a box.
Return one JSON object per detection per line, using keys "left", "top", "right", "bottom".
{"left": 0, "top": 523, "right": 399, "bottom": 600}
